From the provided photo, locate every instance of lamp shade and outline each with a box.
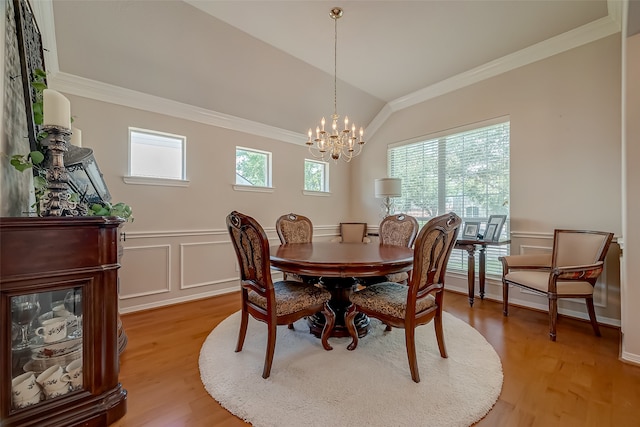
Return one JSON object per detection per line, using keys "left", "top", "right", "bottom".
{"left": 375, "top": 178, "right": 402, "bottom": 198}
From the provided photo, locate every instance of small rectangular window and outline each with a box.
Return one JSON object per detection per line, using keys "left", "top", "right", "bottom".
{"left": 129, "top": 128, "right": 185, "bottom": 180}
{"left": 304, "top": 159, "right": 329, "bottom": 192}
{"left": 235, "top": 147, "right": 272, "bottom": 187}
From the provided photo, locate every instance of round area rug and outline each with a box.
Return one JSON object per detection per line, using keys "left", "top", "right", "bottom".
{"left": 199, "top": 311, "right": 503, "bottom": 427}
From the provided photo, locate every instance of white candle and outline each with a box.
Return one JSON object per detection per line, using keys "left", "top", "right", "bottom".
{"left": 43, "top": 89, "right": 71, "bottom": 129}
{"left": 70, "top": 128, "right": 82, "bottom": 147}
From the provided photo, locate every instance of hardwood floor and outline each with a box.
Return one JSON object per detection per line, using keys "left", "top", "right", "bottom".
{"left": 112, "top": 291, "right": 640, "bottom": 427}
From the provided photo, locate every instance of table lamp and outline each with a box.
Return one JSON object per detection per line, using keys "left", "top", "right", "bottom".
{"left": 375, "top": 178, "right": 402, "bottom": 217}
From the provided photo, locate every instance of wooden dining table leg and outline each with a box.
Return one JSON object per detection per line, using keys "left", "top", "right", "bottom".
{"left": 306, "top": 277, "right": 370, "bottom": 338}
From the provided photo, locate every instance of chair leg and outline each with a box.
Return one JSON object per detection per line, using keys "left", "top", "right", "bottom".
{"left": 502, "top": 281, "right": 509, "bottom": 316}
{"left": 288, "top": 324, "right": 294, "bottom": 330}
{"left": 320, "top": 302, "right": 335, "bottom": 351}
{"left": 262, "top": 322, "right": 277, "bottom": 379}
{"left": 434, "top": 309, "right": 448, "bottom": 358}
{"left": 585, "top": 296, "right": 602, "bottom": 337}
{"left": 548, "top": 296, "right": 558, "bottom": 342}
{"left": 345, "top": 304, "right": 359, "bottom": 351}
{"left": 235, "top": 307, "right": 249, "bottom": 352}
{"left": 405, "top": 327, "right": 420, "bottom": 383}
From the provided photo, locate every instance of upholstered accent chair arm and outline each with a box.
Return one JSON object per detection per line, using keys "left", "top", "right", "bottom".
{"left": 551, "top": 261, "right": 604, "bottom": 280}
{"left": 499, "top": 253, "right": 552, "bottom": 275}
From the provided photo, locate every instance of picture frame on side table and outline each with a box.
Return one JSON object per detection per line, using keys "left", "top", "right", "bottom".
{"left": 462, "top": 222, "right": 480, "bottom": 239}
{"left": 486, "top": 215, "right": 507, "bottom": 241}
{"left": 484, "top": 224, "right": 498, "bottom": 242}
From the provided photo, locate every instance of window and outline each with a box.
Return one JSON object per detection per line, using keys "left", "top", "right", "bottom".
{"left": 128, "top": 128, "right": 185, "bottom": 181}
{"left": 235, "top": 147, "right": 272, "bottom": 187}
{"left": 388, "top": 118, "right": 510, "bottom": 276}
{"left": 304, "top": 159, "right": 329, "bottom": 192}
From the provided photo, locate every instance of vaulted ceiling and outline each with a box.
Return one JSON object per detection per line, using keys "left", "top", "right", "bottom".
{"left": 41, "top": 1, "right": 621, "bottom": 140}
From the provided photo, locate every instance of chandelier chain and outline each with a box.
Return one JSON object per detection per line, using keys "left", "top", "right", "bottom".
{"left": 333, "top": 14, "right": 337, "bottom": 117}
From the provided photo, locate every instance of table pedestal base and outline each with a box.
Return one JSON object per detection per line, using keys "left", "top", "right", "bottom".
{"left": 307, "top": 277, "right": 370, "bottom": 338}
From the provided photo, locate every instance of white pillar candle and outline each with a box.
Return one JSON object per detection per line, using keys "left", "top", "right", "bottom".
{"left": 43, "top": 89, "right": 71, "bottom": 129}
{"left": 70, "top": 128, "right": 82, "bottom": 147}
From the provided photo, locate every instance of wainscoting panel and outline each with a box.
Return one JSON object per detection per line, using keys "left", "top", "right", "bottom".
{"left": 180, "top": 241, "right": 238, "bottom": 290}
{"left": 117, "top": 227, "right": 621, "bottom": 326}
{"left": 119, "top": 244, "right": 171, "bottom": 299}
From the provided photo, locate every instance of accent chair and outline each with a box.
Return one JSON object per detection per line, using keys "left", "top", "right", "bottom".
{"left": 499, "top": 229, "right": 613, "bottom": 341}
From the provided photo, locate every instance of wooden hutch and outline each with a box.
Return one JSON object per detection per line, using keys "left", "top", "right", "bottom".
{"left": 1, "top": 217, "right": 127, "bottom": 426}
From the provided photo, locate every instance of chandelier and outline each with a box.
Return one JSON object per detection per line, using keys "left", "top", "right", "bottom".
{"left": 306, "top": 7, "right": 364, "bottom": 162}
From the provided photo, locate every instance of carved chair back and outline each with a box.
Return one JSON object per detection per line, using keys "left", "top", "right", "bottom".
{"left": 379, "top": 214, "right": 419, "bottom": 248}
{"left": 227, "top": 211, "right": 274, "bottom": 299}
{"left": 276, "top": 213, "right": 313, "bottom": 244}
{"left": 409, "top": 212, "right": 462, "bottom": 300}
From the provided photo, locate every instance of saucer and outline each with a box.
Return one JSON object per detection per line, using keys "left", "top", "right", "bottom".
{"left": 31, "top": 338, "right": 82, "bottom": 359}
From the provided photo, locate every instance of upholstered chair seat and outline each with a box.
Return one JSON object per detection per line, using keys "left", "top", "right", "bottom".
{"left": 503, "top": 271, "right": 597, "bottom": 295}
{"left": 248, "top": 281, "right": 331, "bottom": 317}
{"left": 349, "top": 282, "right": 436, "bottom": 319}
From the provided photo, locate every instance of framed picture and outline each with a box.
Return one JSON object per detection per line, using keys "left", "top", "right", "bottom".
{"left": 484, "top": 224, "right": 497, "bottom": 241}
{"left": 486, "top": 215, "right": 507, "bottom": 241}
{"left": 462, "top": 222, "right": 480, "bottom": 239}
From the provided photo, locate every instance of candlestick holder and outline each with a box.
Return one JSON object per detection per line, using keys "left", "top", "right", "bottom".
{"left": 39, "top": 125, "right": 86, "bottom": 216}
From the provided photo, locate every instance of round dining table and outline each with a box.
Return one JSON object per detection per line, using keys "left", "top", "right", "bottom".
{"left": 270, "top": 242, "right": 414, "bottom": 338}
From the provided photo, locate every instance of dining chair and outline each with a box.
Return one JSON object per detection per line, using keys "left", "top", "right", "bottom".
{"left": 275, "top": 213, "right": 316, "bottom": 285}
{"left": 499, "top": 229, "right": 613, "bottom": 341}
{"left": 345, "top": 212, "right": 462, "bottom": 383}
{"left": 332, "top": 222, "right": 372, "bottom": 243}
{"left": 357, "top": 214, "right": 419, "bottom": 288}
{"left": 379, "top": 213, "right": 419, "bottom": 283}
{"left": 276, "top": 213, "right": 313, "bottom": 244}
{"left": 226, "top": 211, "right": 335, "bottom": 378}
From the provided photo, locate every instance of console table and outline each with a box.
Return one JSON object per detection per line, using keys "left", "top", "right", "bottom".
{"left": 455, "top": 239, "right": 511, "bottom": 306}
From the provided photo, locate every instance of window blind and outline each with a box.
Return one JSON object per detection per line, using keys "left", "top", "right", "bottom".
{"left": 388, "top": 119, "right": 510, "bottom": 277}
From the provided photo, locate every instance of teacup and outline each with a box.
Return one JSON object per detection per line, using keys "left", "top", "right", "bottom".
{"left": 13, "top": 391, "right": 43, "bottom": 409}
{"left": 12, "top": 372, "right": 39, "bottom": 400}
{"left": 35, "top": 317, "right": 67, "bottom": 343}
{"left": 43, "top": 382, "right": 70, "bottom": 399}
{"left": 37, "top": 364, "right": 71, "bottom": 399}
{"left": 53, "top": 304, "right": 71, "bottom": 318}
{"left": 62, "top": 359, "right": 83, "bottom": 390}
{"left": 36, "top": 365, "right": 65, "bottom": 389}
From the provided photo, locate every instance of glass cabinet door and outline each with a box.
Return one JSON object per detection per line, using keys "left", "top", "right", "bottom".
{"left": 10, "top": 288, "right": 83, "bottom": 412}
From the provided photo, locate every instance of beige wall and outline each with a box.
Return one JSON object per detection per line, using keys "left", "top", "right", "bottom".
{"left": 2, "top": 9, "right": 628, "bottom": 340}
{"left": 621, "top": 31, "right": 640, "bottom": 361}
{"left": 352, "top": 34, "right": 623, "bottom": 325}
{"left": 63, "top": 94, "right": 352, "bottom": 311}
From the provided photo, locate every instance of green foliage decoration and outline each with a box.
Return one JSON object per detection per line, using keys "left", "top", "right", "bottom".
{"left": 88, "top": 202, "right": 134, "bottom": 222}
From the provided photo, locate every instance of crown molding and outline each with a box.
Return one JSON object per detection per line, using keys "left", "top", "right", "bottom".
{"left": 33, "top": 0, "right": 621, "bottom": 144}
{"left": 48, "top": 72, "right": 305, "bottom": 145}
{"left": 386, "top": 14, "right": 621, "bottom": 114}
